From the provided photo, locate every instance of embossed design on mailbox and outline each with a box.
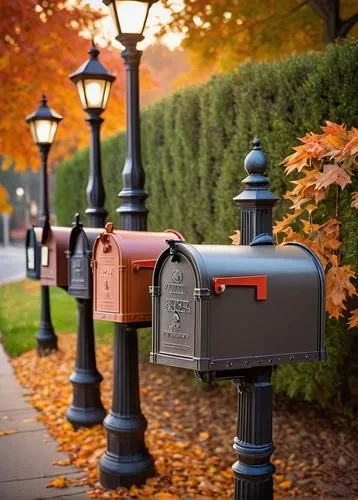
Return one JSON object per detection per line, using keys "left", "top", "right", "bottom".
{"left": 93, "top": 223, "right": 185, "bottom": 325}
{"left": 151, "top": 240, "right": 325, "bottom": 372}
{"left": 26, "top": 226, "right": 43, "bottom": 280}
{"left": 40, "top": 224, "right": 71, "bottom": 288}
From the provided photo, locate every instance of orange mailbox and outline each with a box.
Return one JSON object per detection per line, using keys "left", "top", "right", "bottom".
{"left": 41, "top": 223, "right": 71, "bottom": 288}
{"left": 93, "top": 222, "right": 184, "bottom": 325}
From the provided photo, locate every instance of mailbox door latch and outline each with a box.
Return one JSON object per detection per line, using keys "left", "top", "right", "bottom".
{"left": 132, "top": 259, "right": 157, "bottom": 271}
{"left": 213, "top": 275, "right": 268, "bottom": 300}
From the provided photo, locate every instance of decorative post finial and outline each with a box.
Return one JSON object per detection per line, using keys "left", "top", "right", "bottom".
{"left": 72, "top": 213, "right": 82, "bottom": 228}
{"left": 41, "top": 94, "right": 47, "bottom": 107}
{"left": 233, "top": 137, "right": 279, "bottom": 245}
{"left": 88, "top": 40, "right": 100, "bottom": 59}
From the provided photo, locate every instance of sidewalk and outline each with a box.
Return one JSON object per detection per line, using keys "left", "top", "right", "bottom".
{"left": 0, "top": 344, "right": 90, "bottom": 500}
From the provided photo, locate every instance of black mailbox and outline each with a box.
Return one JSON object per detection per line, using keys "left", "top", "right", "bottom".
{"left": 25, "top": 226, "right": 43, "bottom": 280}
{"left": 67, "top": 221, "right": 100, "bottom": 300}
{"left": 150, "top": 240, "right": 325, "bottom": 373}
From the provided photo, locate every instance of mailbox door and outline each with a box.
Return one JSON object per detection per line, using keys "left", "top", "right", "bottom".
{"left": 94, "top": 236, "right": 121, "bottom": 317}
{"left": 40, "top": 233, "right": 56, "bottom": 285}
{"left": 26, "top": 228, "right": 41, "bottom": 280}
{"left": 157, "top": 254, "right": 197, "bottom": 359}
{"left": 68, "top": 233, "right": 91, "bottom": 299}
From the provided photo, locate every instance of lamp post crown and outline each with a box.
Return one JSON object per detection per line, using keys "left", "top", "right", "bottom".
{"left": 69, "top": 43, "right": 115, "bottom": 84}
{"left": 25, "top": 94, "right": 63, "bottom": 124}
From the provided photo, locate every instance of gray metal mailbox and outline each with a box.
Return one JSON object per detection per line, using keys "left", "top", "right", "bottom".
{"left": 26, "top": 226, "right": 42, "bottom": 280}
{"left": 67, "top": 220, "right": 100, "bottom": 300}
{"left": 150, "top": 239, "right": 325, "bottom": 373}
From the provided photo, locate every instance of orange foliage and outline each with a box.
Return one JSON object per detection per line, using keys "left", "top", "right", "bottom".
{"left": 274, "top": 122, "right": 358, "bottom": 326}
{"left": 0, "top": 1, "right": 130, "bottom": 172}
{"left": 0, "top": 184, "right": 13, "bottom": 215}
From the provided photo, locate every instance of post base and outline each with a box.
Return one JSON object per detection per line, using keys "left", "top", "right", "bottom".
{"left": 36, "top": 329, "right": 58, "bottom": 357}
{"left": 66, "top": 404, "right": 106, "bottom": 430}
{"left": 66, "top": 370, "right": 106, "bottom": 429}
{"left": 100, "top": 450, "right": 155, "bottom": 490}
{"left": 99, "top": 411, "right": 155, "bottom": 489}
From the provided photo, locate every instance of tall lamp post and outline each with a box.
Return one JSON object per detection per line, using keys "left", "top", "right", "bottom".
{"left": 69, "top": 41, "right": 115, "bottom": 228}
{"left": 26, "top": 95, "right": 63, "bottom": 356}
{"left": 99, "top": 0, "right": 157, "bottom": 489}
{"left": 65, "top": 43, "right": 115, "bottom": 428}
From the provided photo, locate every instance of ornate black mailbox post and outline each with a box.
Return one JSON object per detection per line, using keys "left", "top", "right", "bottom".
{"left": 150, "top": 139, "right": 326, "bottom": 499}
{"left": 65, "top": 45, "right": 115, "bottom": 428}
{"left": 25, "top": 96, "right": 63, "bottom": 356}
{"left": 98, "top": 0, "right": 158, "bottom": 489}
{"left": 66, "top": 214, "right": 106, "bottom": 428}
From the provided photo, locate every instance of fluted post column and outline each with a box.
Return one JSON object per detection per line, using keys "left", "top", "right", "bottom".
{"left": 66, "top": 297, "right": 106, "bottom": 428}
{"left": 231, "top": 138, "right": 278, "bottom": 498}
{"left": 100, "top": 325, "right": 154, "bottom": 488}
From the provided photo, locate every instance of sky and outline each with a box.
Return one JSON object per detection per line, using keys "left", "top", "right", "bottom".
{"left": 86, "top": 0, "right": 184, "bottom": 50}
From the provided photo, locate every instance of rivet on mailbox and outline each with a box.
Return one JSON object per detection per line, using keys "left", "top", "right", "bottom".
{"left": 150, "top": 239, "right": 325, "bottom": 374}
{"left": 92, "top": 223, "right": 185, "bottom": 326}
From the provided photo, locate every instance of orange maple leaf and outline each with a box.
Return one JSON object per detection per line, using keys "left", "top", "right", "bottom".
{"left": 348, "top": 309, "right": 358, "bottom": 329}
{"left": 313, "top": 164, "right": 352, "bottom": 190}
{"left": 230, "top": 230, "right": 240, "bottom": 245}
{"left": 351, "top": 192, "right": 358, "bottom": 209}
{"left": 46, "top": 476, "right": 69, "bottom": 488}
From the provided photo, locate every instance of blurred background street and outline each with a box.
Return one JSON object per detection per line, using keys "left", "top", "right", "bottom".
{"left": 0, "top": 245, "right": 25, "bottom": 285}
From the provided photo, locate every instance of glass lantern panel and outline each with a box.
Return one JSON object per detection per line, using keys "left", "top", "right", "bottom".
{"left": 108, "top": 1, "right": 121, "bottom": 36}
{"left": 76, "top": 80, "right": 88, "bottom": 110}
{"left": 116, "top": 1, "right": 149, "bottom": 34}
{"left": 84, "top": 79, "right": 106, "bottom": 108}
{"left": 102, "top": 81, "right": 112, "bottom": 110}
{"left": 29, "top": 122, "right": 38, "bottom": 143}
{"left": 48, "top": 121, "right": 58, "bottom": 143}
{"left": 35, "top": 120, "right": 53, "bottom": 143}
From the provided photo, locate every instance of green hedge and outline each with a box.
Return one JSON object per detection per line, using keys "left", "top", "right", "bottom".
{"left": 56, "top": 39, "right": 358, "bottom": 406}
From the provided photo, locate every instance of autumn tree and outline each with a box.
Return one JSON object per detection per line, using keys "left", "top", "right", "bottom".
{"left": 159, "top": 0, "right": 358, "bottom": 70}
{"left": 0, "top": 184, "right": 13, "bottom": 215}
{"left": 0, "top": 0, "right": 128, "bottom": 171}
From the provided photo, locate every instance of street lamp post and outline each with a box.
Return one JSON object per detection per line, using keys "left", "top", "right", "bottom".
{"left": 65, "top": 43, "right": 115, "bottom": 429}
{"left": 99, "top": 0, "right": 157, "bottom": 489}
{"left": 69, "top": 41, "right": 115, "bottom": 228}
{"left": 25, "top": 95, "right": 62, "bottom": 356}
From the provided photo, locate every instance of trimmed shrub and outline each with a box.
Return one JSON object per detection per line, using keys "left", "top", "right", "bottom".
{"left": 55, "top": 39, "right": 358, "bottom": 406}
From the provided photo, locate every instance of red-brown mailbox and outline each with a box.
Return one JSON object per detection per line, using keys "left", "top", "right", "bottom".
{"left": 41, "top": 224, "right": 71, "bottom": 288}
{"left": 150, "top": 240, "right": 325, "bottom": 373}
{"left": 92, "top": 223, "right": 184, "bottom": 325}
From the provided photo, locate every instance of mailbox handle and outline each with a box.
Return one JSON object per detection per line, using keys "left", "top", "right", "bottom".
{"left": 132, "top": 259, "right": 157, "bottom": 271}
{"left": 213, "top": 275, "right": 268, "bottom": 300}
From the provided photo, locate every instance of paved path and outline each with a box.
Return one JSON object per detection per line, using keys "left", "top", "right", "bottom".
{"left": 0, "top": 245, "right": 26, "bottom": 285}
{"left": 0, "top": 344, "right": 90, "bottom": 499}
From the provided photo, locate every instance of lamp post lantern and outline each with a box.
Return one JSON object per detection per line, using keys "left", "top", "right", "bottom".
{"left": 99, "top": 0, "right": 158, "bottom": 490}
{"left": 65, "top": 43, "right": 115, "bottom": 429}
{"left": 70, "top": 40, "right": 115, "bottom": 228}
{"left": 25, "top": 95, "right": 62, "bottom": 356}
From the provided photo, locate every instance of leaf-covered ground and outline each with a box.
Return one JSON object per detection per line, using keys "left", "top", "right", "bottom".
{"left": 12, "top": 335, "right": 358, "bottom": 498}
